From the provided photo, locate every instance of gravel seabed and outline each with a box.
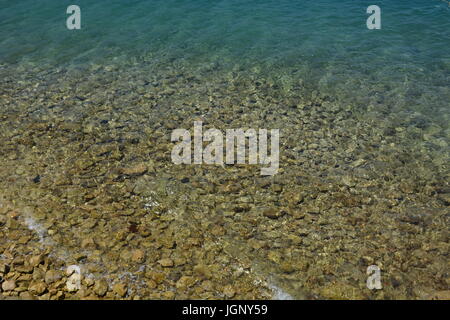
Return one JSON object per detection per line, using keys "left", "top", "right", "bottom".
{"left": 0, "top": 61, "right": 448, "bottom": 300}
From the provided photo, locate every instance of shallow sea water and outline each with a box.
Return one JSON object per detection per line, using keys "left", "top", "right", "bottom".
{"left": 0, "top": 0, "right": 449, "bottom": 299}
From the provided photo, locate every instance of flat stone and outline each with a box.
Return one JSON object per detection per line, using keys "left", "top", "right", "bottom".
{"left": 158, "top": 258, "right": 174, "bottom": 268}
{"left": 15, "top": 264, "right": 34, "bottom": 274}
{"left": 121, "top": 163, "right": 147, "bottom": 176}
{"left": 176, "top": 276, "right": 196, "bottom": 289}
{"left": 29, "top": 255, "right": 44, "bottom": 267}
{"left": 2, "top": 279, "right": 16, "bottom": 291}
{"left": 29, "top": 281, "right": 47, "bottom": 295}
{"left": 223, "top": 285, "right": 236, "bottom": 298}
{"left": 81, "top": 237, "right": 96, "bottom": 249}
{"left": 262, "top": 207, "right": 285, "bottom": 219}
{"left": 0, "top": 263, "right": 10, "bottom": 274}
{"left": 429, "top": 290, "right": 450, "bottom": 300}
{"left": 66, "top": 273, "right": 82, "bottom": 292}
{"left": 320, "top": 282, "right": 365, "bottom": 300}
{"left": 19, "top": 292, "right": 36, "bottom": 300}
{"left": 113, "top": 283, "right": 128, "bottom": 297}
{"left": 131, "top": 249, "right": 145, "bottom": 263}
{"left": 83, "top": 277, "right": 95, "bottom": 287}
{"left": 94, "top": 280, "right": 109, "bottom": 297}
{"left": 438, "top": 193, "right": 450, "bottom": 205}
{"left": 44, "top": 270, "right": 63, "bottom": 284}
{"left": 342, "top": 176, "right": 356, "bottom": 187}
{"left": 162, "top": 291, "right": 175, "bottom": 299}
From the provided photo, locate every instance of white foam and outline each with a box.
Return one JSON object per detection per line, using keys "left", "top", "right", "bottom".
{"left": 23, "top": 212, "right": 47, "bottom": 243}
{"left": 268, "top": 283, "right": 294, "bottom": 300}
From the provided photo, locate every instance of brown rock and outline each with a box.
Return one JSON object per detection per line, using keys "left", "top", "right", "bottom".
{"left": 29, "top": 255, "right": 44, "bottom": 267}
{"left": 113, "top": 283, "right": 128, "bottom": 298}
{"left": 291, "top": 210, "right": 305, "bottom": 219}
{"left": 176, "top": 276, "right": 196, "bottom": 289}
{"left": 320, "top": 282, "right": 365, "bottom": 300}
{"left": 158, "top": 258, "right": 174, "bottom": 268}
{"left": 262, "top": 207, "right": 285, "bottom": 219}
{"left": 81, "top": 295, "right": 99, "bottom": 300}
{"left": 131, "top": 249, "right": 145, "bottom": 263}
{"left": 7, "top": 210, "right": 20, "bottom": 219}
{"left": 146, "top": 280, "right": 157, "bottom": 289}
{"left": 146, "top": 271, "right": 165, "bottom": 284}
{"left": 44, "top": 270, "right": 63, "bottom": 284}
{"left": 280, "top": 262, "right": 295, "bottom": 274}
{"left": 83, "top": 277, "right": 95, "bottom": 287}
{"left": 19, "top": 292, "right": 36, "bottom": 300}
{"left": 438, "top": 193, "right": 450, "bottom": 205}
{"left": 29, "top": 281, "right": 47, "bottom": 295}
{"left": 429, "top": 290, "right": 450, "bottom": 300}
{"left": 32, "top": 268, "right": 45, "bottom": 281}
{"left": 15, "top": 264, "right": 34, "bottom": 274}
{"left": 54, "top": 291, "right": 65, "bottom": 300}
{"left": 1, "top": 279, "right": 16, "bottom": 291}
{"left": 223, "top": 285, "right": 236, "bottom": 298}
{"left": 162, "top": 291, "right": 175, "bottom": 299}
{"left": 81, "top": 237, "right": 96, "bottom": 249}
{"left": 121, "top": 163, "right": 147, "bottom": 176}
{"left": 94, "top": 280, "right": 109, "bottom": 297}
{"left": 0, "top": 263, "right": 10, "bottom": 274}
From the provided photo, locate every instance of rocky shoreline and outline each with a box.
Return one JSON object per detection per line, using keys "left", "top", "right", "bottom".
{"left": 0, "top": 61, "right": 449, "bottom": 299}
{"left": 0, "top": 200, "right": 272, "bottom": 300}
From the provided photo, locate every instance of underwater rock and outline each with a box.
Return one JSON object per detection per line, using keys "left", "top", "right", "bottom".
{"left": 44, "top": 270, "right": 62, "bottom": 284}
{"left": 121, "top": 163, "right": 148, "bottom": 176}
{"left": 66, "top": 265, "right": 82, "bottom": 293}
{"left": 262, "top": 207, "right": 286, "bottom": 219}
{"left": 158, "top": 258, "right": 174, "bottom": 268}
{"left": 28, "top": 281, "right": 47, "bottom": 295}
{"left": 131, "top": 249, "right": 146, "bottom": 263}
{"left": 93, "top": 280, "right": 109, "bottom": 297}
{"left": 113, "top": 283, "right": 128, "bottom": 297}
{"left": 1, "top": 280, "right": 16, "bottom": 292}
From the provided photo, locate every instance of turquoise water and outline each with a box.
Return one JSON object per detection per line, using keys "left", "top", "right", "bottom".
{"left": 1, "top": 0, "right": 449, "bottom": 122}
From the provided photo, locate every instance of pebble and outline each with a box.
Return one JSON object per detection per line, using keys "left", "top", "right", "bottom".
{"left": 113, "top": 283, "right": 128, "bottom": 297}
{"left": 1, "top": 279, "right": 16, "bottom": 291}
{"left": 438, "top": 193, "right": 450, "bottom": 205}
{"left": 45, "top": 270, "right": 63, "bottom": 284}
{"left": 121, "top": 163, "right": 148, "bottom": 176}
{"left": 341, "top": 176, "right": 356, "bottom": 187}
{"left": 429, "top": 290, "right": 450, "bottom": 300}
{"left": 158, "top": 258, "right": 174, "bottom": 267}
{"left": 223, "top": 285, "right": 236, "bottom": 298}
{"left": 0, "top": 263, "right": 10, "bottom": 274}
{"left": 94, "top": 280, "right": 109, "bottom": 297}
{"left": 176, "top": 276, "right": 196, "bottom": 289}
{"left": 262, "top": 207, "right": 285, "bottom": 219}
{"left": 83, "top": 277, "right": 95, "bottom": 287}
{"left": 131, "top": 249, "right": 145, "bottom": 263}
{"left": 28, "top": 281, "right": 47, "bottom": 295}
{"left": 29, "top": 255, "right": 44, "bottom": 267}
{"left": 162, "top": 291, "right": 175, "bottom": 299}
{"left": 81, "top": 237, "right": 96, "bottom": 249}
